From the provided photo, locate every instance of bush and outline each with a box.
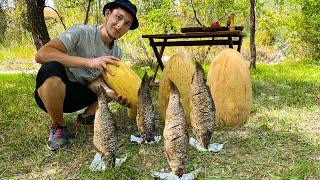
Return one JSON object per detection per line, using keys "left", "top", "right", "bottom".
{"left": 0, "top": 6, "right": 8, "bottom": 43}
{"left": 301, "top": 0, "right": 320, "bottom": 60}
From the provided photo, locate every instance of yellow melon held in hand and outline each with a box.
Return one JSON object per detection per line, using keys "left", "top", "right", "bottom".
{"left": 207, "top": 49, "right": 252, "bottom": 127}
{"left": 102, "top": 61, "right": 141, "bottom": 119}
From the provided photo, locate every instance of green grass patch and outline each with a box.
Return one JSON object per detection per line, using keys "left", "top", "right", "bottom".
{"left": 0, "top": 60, "right": 319, "bottom": 179}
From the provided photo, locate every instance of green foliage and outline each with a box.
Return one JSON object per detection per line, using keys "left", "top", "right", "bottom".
{"left": 179, "top": 0, "right": 245, "bottom": 27}
{"left": 257, "top": 0, "right": 304, "bottom": 58}
{"left": 1, "top": 0, "right": 29, "bottom": 45}
{"left": 138, "top": 0, "right": 179, "bottom": 33}
{"left": 0, "top": 0, "right": 35, "bottom": 63}
{"left": 1, "top": 0, "right": 320, "bottom": 62}
{"left": 300, "top": 0, "right": 320, "bottom": 59}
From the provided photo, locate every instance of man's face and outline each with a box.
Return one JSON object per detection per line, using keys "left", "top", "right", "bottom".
{"left": 104, "top": 8, "right": 133, "bottom": 40}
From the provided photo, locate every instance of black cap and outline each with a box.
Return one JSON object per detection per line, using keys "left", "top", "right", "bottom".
{"left": 102, "top": 0, "right": 139, "bottom": 30}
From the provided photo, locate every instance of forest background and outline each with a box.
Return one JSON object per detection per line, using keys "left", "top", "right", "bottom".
{"left": 0, "top": 0, "right": 319, "bottom": 70}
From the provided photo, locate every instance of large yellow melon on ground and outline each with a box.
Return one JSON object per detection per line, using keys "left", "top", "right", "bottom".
{"left": 207, "top": 49, "right": 252, "bottom": 127}
{"left": 102, "top": 61, "right": 141, "bottom": 119}
{"left": 158, "top": 53, "right": 195, "bottom": 122}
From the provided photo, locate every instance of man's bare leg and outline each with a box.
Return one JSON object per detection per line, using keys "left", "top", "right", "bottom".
{"left": 37, "top": 76, "right": 68, "bottom": 150}
{"left": 37, "top": 76, "right": 66, "bottom": 126}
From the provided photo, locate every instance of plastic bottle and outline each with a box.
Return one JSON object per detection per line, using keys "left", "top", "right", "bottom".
{"left": 229, "top": 13, "right": 235, "bottom": 31}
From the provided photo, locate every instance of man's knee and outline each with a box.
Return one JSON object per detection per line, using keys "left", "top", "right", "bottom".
{"left": 38, "top": 76, "right": 66, "bottom": 95}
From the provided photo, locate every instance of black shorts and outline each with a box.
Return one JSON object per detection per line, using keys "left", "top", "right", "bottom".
{"left": 34, "top": 61, "right": 97, "bottom": 113}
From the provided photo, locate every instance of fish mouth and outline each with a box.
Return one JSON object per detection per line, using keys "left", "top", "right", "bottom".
{"left": 173, "top": 167, "right": 185, "bottom": 177}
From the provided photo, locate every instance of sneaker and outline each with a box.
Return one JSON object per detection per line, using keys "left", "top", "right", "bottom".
{"left": 47, "top": 125, "right": 68, "bottom": 151}
{"left": 76, "top": 113, "right": 95, "bottom": 125}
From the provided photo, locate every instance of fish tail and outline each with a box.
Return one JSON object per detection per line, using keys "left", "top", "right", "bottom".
{"left": 97, "top": 85, "right": 106, "bottom": 98}
{"left": 195, "top": 61, "right": 205, "bottom": 79}
{"left": 142, "top": 71, "right": 149, "bottom": 84}
{"left": 168, "top": 79, "right": 179, "bottom": 96}
{"left": 138, "top": 71, "right": 149, "bottom": 94}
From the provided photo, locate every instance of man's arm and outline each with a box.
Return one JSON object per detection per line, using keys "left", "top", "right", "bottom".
{"left": 35, "top": 38, "right": 90, "bottom": 68}
{"left": 35, "top": 38, "right": 119, "bottom": 73}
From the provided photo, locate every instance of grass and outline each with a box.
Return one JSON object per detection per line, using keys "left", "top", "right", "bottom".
{"left": 0, "top": 60, "right": 319, "bottom": 179}
{"left": 0, "top": 41, "right": 37, "bottom": 72}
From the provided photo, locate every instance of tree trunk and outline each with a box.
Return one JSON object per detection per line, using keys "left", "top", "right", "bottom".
{"left": 0, "top": 4, "right": 8, "bottom": 38}
{"left": 84, "top": 0, "right": 93, "bottom": 25}
{"left": 26, "top": 0, "right": 50, "bottom": 50}
{"left": 250, "top": 0, "right": 256, "bottom": 69}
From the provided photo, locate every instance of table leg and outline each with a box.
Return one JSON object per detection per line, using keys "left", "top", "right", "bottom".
{"left": 237, "top": 36, "right": 243, "bottom": 52}
{"left": 149, "top": 38, "right": 167, "bottom": 87}
{"left": 150, "top": 38, "right": 165, "bottom": 70}
{"left": 228, "top": 36, "right": 233, "bottom": 49}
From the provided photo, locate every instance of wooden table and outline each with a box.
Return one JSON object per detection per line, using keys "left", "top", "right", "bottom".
{"left": 142, "top": 27, "right": 245, "bottom": 86}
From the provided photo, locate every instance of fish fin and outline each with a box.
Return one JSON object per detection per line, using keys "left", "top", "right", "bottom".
{"left": 207, "top": 143, "right": 224, "bottom": 152}
{"left": 115, "top": 154, "right": 128, "bottom": 167}
{"left": 181, "top": 167, "right": 205, "bottom": 180}
{"left": 189, "top": 137, "right": 207, "bottom": 152}
{"left": 189, "top": 137, "right": 224, "bottom": 152}
{"left": 151, "top": 168, "right": 204, "bottom": 180}
{"left": 151, "top": 171, "right": 180, "bottom": 180}
{"left": 89, "top": 152, "right": 106, "bottom": 171}
{"left": 130, "top": 134, "right": 144, "bottom": 144}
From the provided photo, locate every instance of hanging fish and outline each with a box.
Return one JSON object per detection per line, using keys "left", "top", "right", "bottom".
{"left": 135, "top": 72, "right": 156, "bottom": 143}
{"left": 189, "top": 62, "right": 215, "bottom": 149}
{"left": 90, "top": 85, "right": 117, "bottom": 171}
{"left": 163, "top": 80, "right": 188, "bottom": 177}
{"left": 152, "top": 78, "right": 205, "bottom": 179}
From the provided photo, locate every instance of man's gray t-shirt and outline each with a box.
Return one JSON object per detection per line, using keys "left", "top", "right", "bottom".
{"left": 57, "top": 24, "right": 121, "bottom": 85}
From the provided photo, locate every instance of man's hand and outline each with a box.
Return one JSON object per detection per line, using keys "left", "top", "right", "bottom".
{"left": 88, "top": 76, "right": 132, "bottom": 108}
{"left": 89, "top": 56, "right": 120, "bottom": 77}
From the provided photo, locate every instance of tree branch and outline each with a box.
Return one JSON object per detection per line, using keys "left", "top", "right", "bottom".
{"left": 190, "top": 0, "right": 204, "bottom": 27}
{"left": 44, "top": 6, "right": 66, "bottom": 30}
{"left": 84, "top": 0, "right": 93, "bottom": 25}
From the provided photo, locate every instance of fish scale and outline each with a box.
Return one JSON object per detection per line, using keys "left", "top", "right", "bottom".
{"left": 190, "top": 62, "right": 215, "bottom": 149}
{"left": 93, "top": 86, "right": 117, "bottom": 166}
{"left": 136, "top": 72, "right": 156, "bottom": 142}
{"left": 163, "top": 80, "right": 188, "bottom": 177}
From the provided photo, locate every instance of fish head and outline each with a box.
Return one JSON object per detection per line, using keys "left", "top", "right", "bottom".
{"left": 198, "top": 130, "right": 213, "bottom": 148}
{"left": 165, "top": 150, "right": 185, "bottom": 177}
{"left": 172, "top": 166, "right": 185, "bottom": 177}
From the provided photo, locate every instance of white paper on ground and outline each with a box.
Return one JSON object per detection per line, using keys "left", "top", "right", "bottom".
{"left": 89, "top": 152, "right": 127, "bottom": 171}
{"left": 130, "top": 134, "right": 161, "bottom": 144}
{"left": 189, "top": 137, "right": 224, "bottom": 152}
{"left": 151, "top": 167, "right": 204, "bottom": 180}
